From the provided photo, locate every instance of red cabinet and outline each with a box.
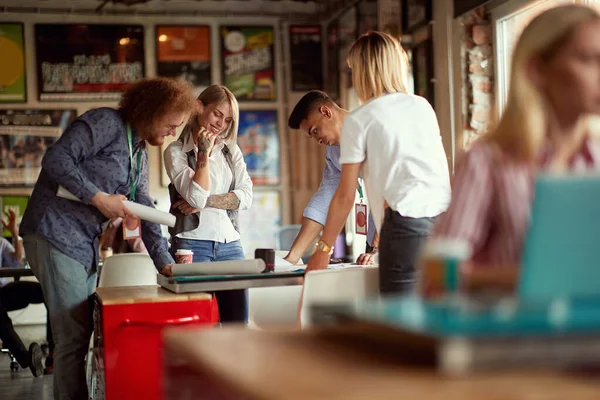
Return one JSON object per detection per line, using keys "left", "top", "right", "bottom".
{"left": 93, "top": 286, "right": 219, "bottom": 400}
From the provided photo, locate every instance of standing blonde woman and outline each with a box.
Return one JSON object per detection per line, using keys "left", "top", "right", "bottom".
{"left": 164, "top": 85, "right": 253, "bottom": 322}
{"left": 429, "top": 5, "right": 600, "bottom": 292}
{"left": 305, "top": 31, "right": 451, "bottom": 295}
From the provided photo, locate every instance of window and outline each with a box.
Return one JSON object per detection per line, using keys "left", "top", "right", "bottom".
{"left": 493, "top": 0, "right": 578, "bottom": 114}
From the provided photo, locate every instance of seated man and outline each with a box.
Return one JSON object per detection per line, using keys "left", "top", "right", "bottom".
{"left": 0, "top": 210, "right": 53, "bottom": 376}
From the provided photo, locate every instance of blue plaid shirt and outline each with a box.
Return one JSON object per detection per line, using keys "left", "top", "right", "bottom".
{"left": 20, "top": 108, "right": 173, "bottom": 270}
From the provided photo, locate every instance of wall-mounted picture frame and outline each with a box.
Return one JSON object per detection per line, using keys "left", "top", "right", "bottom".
{"left": 156, "top": 25, "right": 211, "bottom": 88}
{"left": 237, "top": 110, "right": 279, "bottom": 185}
{"left": 338, "top": 6, "right": 358, "bottom": 90}
{"left": 220, "top": 26, "right": 276, "bottom": 101}
{"left": 0, "top": 195, "right": 29, "bottom": 237}
{"left": 0, "top": 109, "right": 77, "bottom": 187}
{"left": 403, "top": 0, "right": 433, "bottom": 34}
{"left": 0, "top": 23, "right": 26, "bottom": 103}
{"left": 289, "top": 25, "right": 323, "bottom": 91}
{"left": 326, "top": 21, "right": 340, "bottom": 101}
{"left": 35, "top": 24, "right": 145, "bottom": 101}
{"left": 357, "top": 0, "right": 378, "bottom": 36}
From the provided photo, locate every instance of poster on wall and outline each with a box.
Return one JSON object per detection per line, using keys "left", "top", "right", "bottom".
{"left": 221, "top": 26, "right": 276, "bottom": 101}
{"left": 338, "top": 7, "right": 358, "bottom": 89}
{"left": 290, "top": 25, "right": 323, "bottom": 91}
{"left": 35, "top": 24, "right": 145, "bottom": 101}
{"left": 326, "top": 22, "right": 339, "bottom": 101}
{"left": 0, "top": 23, "right": 26, "bottom": 103}
{"left": 0, "top": 109, "right": 77, "bottom": 186}
{"left": 238, "top": 190, "right": 281, "bottom": 255}
{"left": 237, "top": 110, "right": 279, "bottom": 185}
{"left": 0, "top": 195, "right": 29, "bottom": 237}
{"left": 156, "top": 26, "right": 211, "bottom": 88}
{"left": 358, "top": 0, "right": 378, "bottom": 35}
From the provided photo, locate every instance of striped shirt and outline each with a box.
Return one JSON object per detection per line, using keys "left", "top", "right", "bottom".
{"left": 433, "top": 138, "right": 600, "bottom": 267}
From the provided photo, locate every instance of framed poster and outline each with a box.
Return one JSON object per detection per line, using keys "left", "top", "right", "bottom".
{"left": 326, "top": 21, "right": 339, "bottom": 101}
{"left": 357, "top": 0, "right": 378, "bottom": 35}
{"left": 0, "top": 195, "right": 29, "bottom": 237}
{"left": 35, "top": 24, "right": 145, "bottom": 101}
{"left": 220, "top": 26, "right": 276, "bottom": 101}
{"left": 338, "top": 7, "right": 358, "bottom": 89}
{"left": 0, "top": 23, "right": 26, "bottom": 103}
{"left": 412, "top": 37, "right": 435, "bottom": 108}
{"left": 290, "top": 25, "right": 323, "bottom": 91}
{"left": 403, "top": 0, "right": 432, "bottom": 33}
{"left": 237, "top": 110, "right": 279, "bottom": 185}
{"left": 156, "top": 25, "right": 211, "bottom": 87}
{"left": 0, "top": 109, "right": 77, "bottom": 186}
{"left": 238, "top": 189, "right": 281, "bottom": 255}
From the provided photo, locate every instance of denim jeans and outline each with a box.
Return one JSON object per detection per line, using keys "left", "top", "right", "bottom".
{"left": 172, "top": 237, "right": 248, "bottom": 323}
{"left": 23, "top": 234, "right": 96, "bottom": 400}
{"left": 379, "top": 209, "right": 436, "bottom": 296}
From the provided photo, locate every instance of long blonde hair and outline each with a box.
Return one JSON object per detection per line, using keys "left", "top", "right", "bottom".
{"left": 488, "top": 5, "right": 600, "bottom": 162}
{"left": 347, "top": 31, "right": 409, "bottom": 103}
{"left": 193, "top": 85, "right": 240, "bottom": 144}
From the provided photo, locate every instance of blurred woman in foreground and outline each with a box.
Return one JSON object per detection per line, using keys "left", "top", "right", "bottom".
{"left": 428, "top": 5, "right": 600, "bottom": 292}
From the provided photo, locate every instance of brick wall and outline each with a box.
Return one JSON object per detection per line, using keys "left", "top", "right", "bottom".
{"left": 460, "top": 7, "right": 494, "bottom": 149}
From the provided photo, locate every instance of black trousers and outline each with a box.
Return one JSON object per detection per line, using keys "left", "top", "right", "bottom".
{"left": 0, "top": 281, "right": 54, "bottom": 365}
{"left": 378, "top": 208, "right": 436, "bottom": 295}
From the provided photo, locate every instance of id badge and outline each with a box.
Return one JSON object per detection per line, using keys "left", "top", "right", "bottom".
{"left": 355, "top": 203, "right": 367, "bottom": 236}
{"left": 123, "top": 216, "right": 141, "bottom": 240}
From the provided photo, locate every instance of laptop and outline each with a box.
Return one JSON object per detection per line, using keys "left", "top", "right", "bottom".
{"left": 519, "top": 173, "right": 600, "bottom": 301}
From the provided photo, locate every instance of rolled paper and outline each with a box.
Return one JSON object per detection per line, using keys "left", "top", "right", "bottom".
{"left": 57, "top": 186, "right": 176, "bottom": 228}
{"left": 171, "top": 259, "right": 267, "bottom": 276}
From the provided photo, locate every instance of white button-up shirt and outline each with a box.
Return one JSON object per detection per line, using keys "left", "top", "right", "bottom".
{"left": 163, "top": 133, "right": 253, "bottom": 243}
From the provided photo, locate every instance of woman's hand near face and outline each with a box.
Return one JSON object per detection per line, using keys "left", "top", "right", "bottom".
{"left": 196, "top": 127, "right": 217, "bottom": 161}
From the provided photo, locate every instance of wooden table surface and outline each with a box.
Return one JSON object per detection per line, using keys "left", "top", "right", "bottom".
{"left": 164, "top": 325, "right": 600, "bottom": 400}
{"left": 96, "top": 285, "right": 212, "bottom": 305}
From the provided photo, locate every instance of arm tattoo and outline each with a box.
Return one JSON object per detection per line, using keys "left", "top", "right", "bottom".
{"left": 197, "top": 149, "right": 208, "bottom": 168}
{"left": 196, "top": 135, "right": 211, "bottom": 168}
{"left": 206, "top": 193, "right": 241, "bottom": 210}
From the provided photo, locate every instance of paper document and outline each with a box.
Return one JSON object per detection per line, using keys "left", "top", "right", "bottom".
{"left": 57, "top": 186, "right": 176, "bottom": 227}
{"left": 273, "top": 257, "right": 362, "bottom": 273}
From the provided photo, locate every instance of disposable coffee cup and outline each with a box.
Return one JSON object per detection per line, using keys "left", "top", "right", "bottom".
{"left": 175, "top": 249, "right": 194, "bottom": 264}
{"left": 255, "top": 248, "right": 275, "bottom": 273}
{"left": 419, "top": 238, "right": 472, "bottom": 299}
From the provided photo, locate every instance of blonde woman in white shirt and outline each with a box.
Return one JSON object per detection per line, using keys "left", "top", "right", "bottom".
{"left": 164, "top": 85, "right": 253, "bottom": 322}
{"left": 305, "top": 31, "right": 451, "bottom": 295}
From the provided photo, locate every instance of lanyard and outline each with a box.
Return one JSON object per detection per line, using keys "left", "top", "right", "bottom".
{"left": 126, "top": 124, "right": 142, "bottom": 201}
{"left": 357, "top": 182, "right": 364, "bottom": 203}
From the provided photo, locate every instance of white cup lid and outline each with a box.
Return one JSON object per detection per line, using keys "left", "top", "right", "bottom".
{"left": 421, "top": 238, "right": 472, "bottom": 260}
{"left": 175, "top": 249, "right": 193, "bottom": 255}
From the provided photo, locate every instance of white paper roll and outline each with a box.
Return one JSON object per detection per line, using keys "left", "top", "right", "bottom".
{"left": 124, "top": 200, "right": 176, "bottom": 227}
{"left": 57, "top": 186, "right": 176, "bottom": 227}
{"left": 171, "top": 259, "right": 266, "bottom": 276}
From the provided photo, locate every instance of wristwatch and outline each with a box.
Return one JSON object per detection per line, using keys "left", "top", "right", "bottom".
{"left": 315, "top": 240, "right": 334, "bottom": 255}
